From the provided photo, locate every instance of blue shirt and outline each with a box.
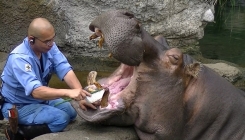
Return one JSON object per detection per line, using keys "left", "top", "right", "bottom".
{"left": 0, "top": 37, "right": 72, "bottom": 104}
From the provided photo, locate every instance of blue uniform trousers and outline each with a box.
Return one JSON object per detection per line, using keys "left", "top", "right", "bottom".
{"left": 1, "top": 98, "right": 77, "bottom": 132}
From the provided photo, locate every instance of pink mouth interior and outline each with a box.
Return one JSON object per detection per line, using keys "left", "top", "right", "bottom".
{"left": 107, "top": 77, "right": 131, "bottom": 94}
{"left": 99, "top": 64, "right": 134, "bottom": 109}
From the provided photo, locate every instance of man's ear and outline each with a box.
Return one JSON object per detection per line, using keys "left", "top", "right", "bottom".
{"left": 29, "top": 36, "right": 35, "bottom": 44}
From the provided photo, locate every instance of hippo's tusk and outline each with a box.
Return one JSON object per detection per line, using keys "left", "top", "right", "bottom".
{"left": 98, "top": 34, "right": 104, "bottom": 48}
{"left": 108, "top": 53, "right": 113, "bottom": 58}
{"left": 101, "top": 88, "right": 110, "bottom": 108}
{"left": 85, "top": 71, "right": 109, "bottom": 107}
{"left": 87, "top": 71, "right": 97, "bottom": 86}
{"left": 89, "top": 32, "right": 104, "bottom": 48}
{"left": 89, "top": 28, "right": 104, "bottom": 48}
{"left": 89, "top": 33, "right": 99, "bottom": 40}
{"left": 94, "top": 82, "right": 103, "bottom": 89}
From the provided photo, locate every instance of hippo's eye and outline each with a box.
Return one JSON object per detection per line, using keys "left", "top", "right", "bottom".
{"left": 168, "top": 55, "right": 179, "bottom": 64}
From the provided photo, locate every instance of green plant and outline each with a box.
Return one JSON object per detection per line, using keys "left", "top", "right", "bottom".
{"left": 213, "top": 0, "right": 238, "bottom": 32}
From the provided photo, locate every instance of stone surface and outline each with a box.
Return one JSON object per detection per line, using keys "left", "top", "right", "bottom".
{"left": 0, "top": 0, "right": 216, "bottom": 58}
{"left": 0, "top": 52, "right": 8, "bottom": 84}
{"left": 204, "top": 63, "right": 243, "bottom": 83}
{"left": 34, "top": 116, "right": 138, "bottom": 140}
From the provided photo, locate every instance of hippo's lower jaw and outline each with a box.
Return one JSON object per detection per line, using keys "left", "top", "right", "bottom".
{"left": 71, "top": 64, "right": 136, "bottom": 123}
{"left": 71, "top": 98, "right": 126, "bottom": 122}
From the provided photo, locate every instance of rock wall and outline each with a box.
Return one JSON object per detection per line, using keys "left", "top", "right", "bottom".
{"left": 0, "top": 0, "right": 216, "bottom": 58}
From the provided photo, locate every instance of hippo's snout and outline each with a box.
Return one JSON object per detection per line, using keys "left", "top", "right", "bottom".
{"left": 88, "top": 10, "right": 145, "bottom": 66}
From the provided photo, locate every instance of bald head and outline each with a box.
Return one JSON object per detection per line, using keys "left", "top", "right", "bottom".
{"left": 28, "top": 18, "right": 55, "bottom": 39}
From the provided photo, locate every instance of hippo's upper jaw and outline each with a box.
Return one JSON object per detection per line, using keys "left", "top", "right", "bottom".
{"left": 89, "top": 9, "right": 169, "bottom": 66}
{"left": 88, "top": 10, "right": 143, "bottom": 66}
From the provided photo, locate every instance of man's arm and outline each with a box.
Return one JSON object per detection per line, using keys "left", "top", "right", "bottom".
{"left": 63, "top": 70, "right": 98, "bottom": 110}
{"left": 63, "top": 70, "right": 82, "bottom": 89}
{"left": 63, "top": 70, "right": 92, "bottom": 98}
{"left": 32, "top": 86, "right": 83, "bottom": 100}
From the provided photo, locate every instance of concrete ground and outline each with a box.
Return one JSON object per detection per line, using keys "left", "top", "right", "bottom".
{"left": 34, "top": 116, "right": 138, "bottom": 140}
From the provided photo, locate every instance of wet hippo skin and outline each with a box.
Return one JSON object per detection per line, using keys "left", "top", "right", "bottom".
{"left": 71, "top": 10, "right": 245, "bottom": 140}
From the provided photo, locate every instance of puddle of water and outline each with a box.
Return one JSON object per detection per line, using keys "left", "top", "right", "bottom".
{"left": 200, "top": 6, "right": 245, "bottom": 67}
{"left": 48, "top": 71, "right": 112, "bottom": 89}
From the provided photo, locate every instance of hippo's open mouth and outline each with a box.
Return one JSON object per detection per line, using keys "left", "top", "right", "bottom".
{"left": 71, "top": 64, "right": 135, "bottom": 122}
{"left": 99, "top": 64, "right": 134, "bottom": 109}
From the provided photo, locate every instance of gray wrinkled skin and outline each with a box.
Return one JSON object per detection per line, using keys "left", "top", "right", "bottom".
{"left": 73, "top": 10, "right": 245, "bottom": 140}
{"left": 89, "top": 10, "right": 144, "bottom": 66}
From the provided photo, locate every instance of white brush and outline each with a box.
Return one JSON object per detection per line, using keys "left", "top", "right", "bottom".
{"left": 85, "top": 89, "right": 105, "bottom": 103}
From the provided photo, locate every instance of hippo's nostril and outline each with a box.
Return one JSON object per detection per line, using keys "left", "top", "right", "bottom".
{"left": 124, "top": 12, "right": 135, "bottom": 19}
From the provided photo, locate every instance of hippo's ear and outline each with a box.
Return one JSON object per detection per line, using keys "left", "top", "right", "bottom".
{"left": 184, "top": 62, "right": 202, "bottom": 78}
{"left": 154, "top": 35, "right": 170, "bottom": 50}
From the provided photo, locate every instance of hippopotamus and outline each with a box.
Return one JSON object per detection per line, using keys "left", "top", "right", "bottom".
{"left": 71, "top": 10, "right": 245, "bottom": 140}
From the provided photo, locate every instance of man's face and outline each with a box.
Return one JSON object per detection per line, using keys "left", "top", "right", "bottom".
{"left": 32, "top": 28, "right": 56, "bottom": 53}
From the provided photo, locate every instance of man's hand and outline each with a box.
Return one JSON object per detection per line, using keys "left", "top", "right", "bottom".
{"left": 68, "top": 88, "right": 91, "bottom": 101}
{"left": 78, "top": 100, "right": 100, "bottom": 111}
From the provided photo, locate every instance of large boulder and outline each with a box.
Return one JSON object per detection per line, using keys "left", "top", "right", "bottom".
{"left": 0, "top": 0, "right": 216, "bottom": 58}
{"left": 205, "top": 63, "right": 243, "bottom": 83}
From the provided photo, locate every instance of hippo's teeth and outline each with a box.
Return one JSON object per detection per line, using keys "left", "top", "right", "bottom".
{"left": 86, "top": 89, "right": 105, "bottom": 103}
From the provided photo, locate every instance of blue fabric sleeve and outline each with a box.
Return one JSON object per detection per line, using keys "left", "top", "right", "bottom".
{"left": 11, "top": 56, "right": 42, "bottom": 96}
{"left": 50, "top": 44, "right": 72, "bottom": 80}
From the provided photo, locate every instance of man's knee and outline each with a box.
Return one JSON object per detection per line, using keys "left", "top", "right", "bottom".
{"left": 66, "top": 102, "right": 77, "bottom": 120}
{"left": 55, "top": 101, "right": 77, "bottom": 120}
{"left": 33, "top": 106, "right": 71, "bottom": 132}
{"left": 47, "top": 111, "right": 70, "bottom": 132}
